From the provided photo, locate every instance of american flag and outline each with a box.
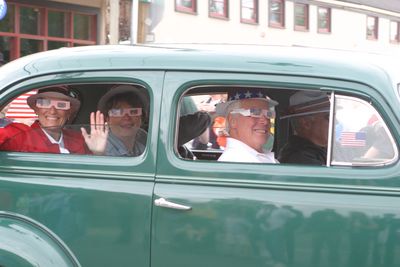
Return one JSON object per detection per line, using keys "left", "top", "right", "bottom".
{"left": 6, "top": 91, "right": 38, "bottom": 119}
{"left": 340, "top": 131, "right": 366, "bottom": 147}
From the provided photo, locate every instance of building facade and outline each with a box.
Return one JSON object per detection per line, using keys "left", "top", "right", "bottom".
{"left": 0, "top": 0, "right": 399, "bottom": 64}
{"left": 148, "top": 0, "right": 400, "bottom": 53}
{"left": 0, "top": 0, "right": 152, "bottom": 62}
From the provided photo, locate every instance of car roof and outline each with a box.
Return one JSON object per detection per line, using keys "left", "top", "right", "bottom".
{"left": 0, "top": 44, "right": 399, "bottom": 99}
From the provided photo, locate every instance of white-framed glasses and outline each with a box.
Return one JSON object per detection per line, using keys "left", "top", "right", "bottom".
{"left": 108, "top": 108, "right": 142, "bottom": 117}
{"left": 230, "top": 108, "right": 275, "bottom": 119}
{"left": 36, "top": 99, "right": 71, "bottom": 110}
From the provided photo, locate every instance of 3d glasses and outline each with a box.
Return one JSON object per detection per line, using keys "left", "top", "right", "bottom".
{"left": 108, "top": 108, "right": 142, "bottom": 117}
{"left": 230, "top": 108, "right": 275, "bottom": 119}
{"left": 36, "top": 99, "right": 71, "bottom": 110}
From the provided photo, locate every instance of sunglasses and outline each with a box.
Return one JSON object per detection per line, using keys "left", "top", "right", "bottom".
{"left": 230, "top": 108, "right": 275, "bottom": 119}
{"left": 36, "top": 99, "right": 71, "bottom": 110}
{"left": 108, "top": 108, "right": 142, "bottom": 117}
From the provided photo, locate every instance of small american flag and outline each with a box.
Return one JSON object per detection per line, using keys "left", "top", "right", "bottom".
{"left": 340, "top": 131, "right": 366, "bottom": 147}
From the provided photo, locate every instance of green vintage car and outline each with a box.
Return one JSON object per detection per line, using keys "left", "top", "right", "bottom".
{"left": 0, "top": 44, "right": 399, "bottom": 267}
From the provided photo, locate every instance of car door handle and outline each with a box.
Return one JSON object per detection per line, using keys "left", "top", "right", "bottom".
{"left": 154, "top": 198, "right": 192, "bottom": 211}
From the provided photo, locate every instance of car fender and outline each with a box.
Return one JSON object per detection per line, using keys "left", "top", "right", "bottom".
{"left": 0, "top": 211, "right": 81, "bottom": 267}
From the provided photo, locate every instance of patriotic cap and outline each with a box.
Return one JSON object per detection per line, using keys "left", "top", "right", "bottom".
{"left": 215, "top": 89, "right": 278, "bottom": 116}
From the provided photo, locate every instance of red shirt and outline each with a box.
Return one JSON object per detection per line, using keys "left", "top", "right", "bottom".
{"left": 0, "top": 121, "right": 90, "bottom": 154}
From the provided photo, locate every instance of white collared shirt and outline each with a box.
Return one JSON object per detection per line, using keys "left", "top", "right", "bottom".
{"left": 218, "top": 138, "right": 278, "bottom": 163}
{"left": 42, "top": 128, "right": 70, "bottom": 154}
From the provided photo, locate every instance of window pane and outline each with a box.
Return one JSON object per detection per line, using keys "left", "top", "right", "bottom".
{"left": 74, "top": 14, "right": 91, "bottom": 40}
{"left": 318, "top": 7, "right": 330, "bottom": 31}
{"left": 390, "top": 21, "right": 399, "bottom": 42}
{"left": 20, "top": 39, "right": 42, "bottom": 57}
{"left": 48, "top": 10, "right": 70, "bottom": 38}
{"left": 241, "top": 0, "right": 256, "bottom": 21}
{"left": 332, "top": 96, "right": 396, "bottom": 165}
{"left": 295, "top": 4, "right": 306, "bottom": 27}
{"left": 209, "top": 0, "right": 226, "bottom": 16}
{"left": 0, "top": 36, "right": 11, "bottom": 63}
{"left": 20, "top": 6, "right": 40, "bottom": 35}
{"left": 0, "top": 3, "right": 15, "bottom": 32}
{"left": 48, "top": 41, "right": 68, "bottom": 50}
{"left": 270, "top": 2, "right": 282, "bottom": 24}
{"left": 367, "top": 16, "right": 377, "bottom": 39}
{"left": 177, "top": 0, "right": 194, "bottom": 9}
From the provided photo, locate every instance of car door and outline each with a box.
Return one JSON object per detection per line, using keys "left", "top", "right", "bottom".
{"left": 0, "top": 70, "right": 164, "bottom": 267}
{"left": 151, "top": 71, "right": 400, "bottom": 267}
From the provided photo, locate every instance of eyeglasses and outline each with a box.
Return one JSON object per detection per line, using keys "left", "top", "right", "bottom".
{"left": 36, "top": 99, "right": 71, "bottom": 110}
{"left": 108, "top": 108, "right": 142, "bottom": 117}
{"left": 230, "top": 108, "right": 275, "bottom": 119}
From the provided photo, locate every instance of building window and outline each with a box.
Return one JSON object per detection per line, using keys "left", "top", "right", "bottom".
{"left": 241, "top": 0, "right": 258, "bottom": 24}
{"left": 209, "top": 0, "right": 228, "bottom": 19}
{"left": 367, "top": 16, "right": 378, "bottom": 40}
{"left": 390, "top": 20, "right": 399, "bottom": 43}
{"left": 317, "top": 7, "right": 331, "bottom": 33}
{"left": 175, "top": 0, "right": 197, "bottom": 14}
{"left": 0, "top": 2, "right": 97, "bottom": 61}
{"left": 269, "top": 0, "right": 285, "bottom": 28}
{"left": 294, "top": 3, "right": 308, "bottom": 31}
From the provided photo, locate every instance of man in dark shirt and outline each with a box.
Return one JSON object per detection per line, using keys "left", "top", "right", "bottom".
{"left": 279, "top": 91, "right": 330, "bottom": 165}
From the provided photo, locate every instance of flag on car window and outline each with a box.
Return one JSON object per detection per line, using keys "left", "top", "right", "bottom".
{"left": 340, "top": 131, "right": 366, "bottom": 147}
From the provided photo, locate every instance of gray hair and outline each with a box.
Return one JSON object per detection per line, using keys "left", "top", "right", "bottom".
{"left": 224, "top": 100, "right": 242, "bottom": 134}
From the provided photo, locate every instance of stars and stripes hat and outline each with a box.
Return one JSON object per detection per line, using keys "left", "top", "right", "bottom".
{"left": 215, "top": 89, "right": 278, "bottom": 117}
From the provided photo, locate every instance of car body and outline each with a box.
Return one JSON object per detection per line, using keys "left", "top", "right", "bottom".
{"left": 0, "top": 44, "right": 400, "bottom": 267}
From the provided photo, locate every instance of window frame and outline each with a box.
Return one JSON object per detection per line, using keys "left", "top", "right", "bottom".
{"left": 240, "top": 0, "right": 258, "bottom": 24}
{"left": 209, "top": 0, "right": 229, "bottom": 19}
{"left": 175, "top": 0, "right": 197, "bottom": 14}
{"left": 294, "top": 3, "right": 309, "bottom": 31}
{"left": 366, "top": 15, "right": 379, "bottom": 40}
{"left": 317, "top": 6, "right": 331, "bottom": 34}
{"left": 269, "top": 0, "right": 285, "bottom": 28}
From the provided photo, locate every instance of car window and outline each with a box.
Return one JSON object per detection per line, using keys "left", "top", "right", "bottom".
{"left": 176, "top": 86, "right": 398, "bottom": 167}
{"left": 0, "top": 83, "right": 150, "bottom": 157}
{"left": 332, "top": 95, "right": 397, "bottom": 166}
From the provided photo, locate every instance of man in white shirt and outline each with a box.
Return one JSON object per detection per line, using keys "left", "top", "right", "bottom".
{"left": 217, "top": 91, "right": 279, "bottom": 163}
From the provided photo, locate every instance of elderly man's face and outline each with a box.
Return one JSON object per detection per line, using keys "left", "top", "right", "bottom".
{"left": 308, "top": 113, "right": 329, "bottom": 147}
{"left": 296, "top": 112, "right": 329, "bottom": 147}
{"left": 229, "top": 99, "right": 271, "bottom": 152}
